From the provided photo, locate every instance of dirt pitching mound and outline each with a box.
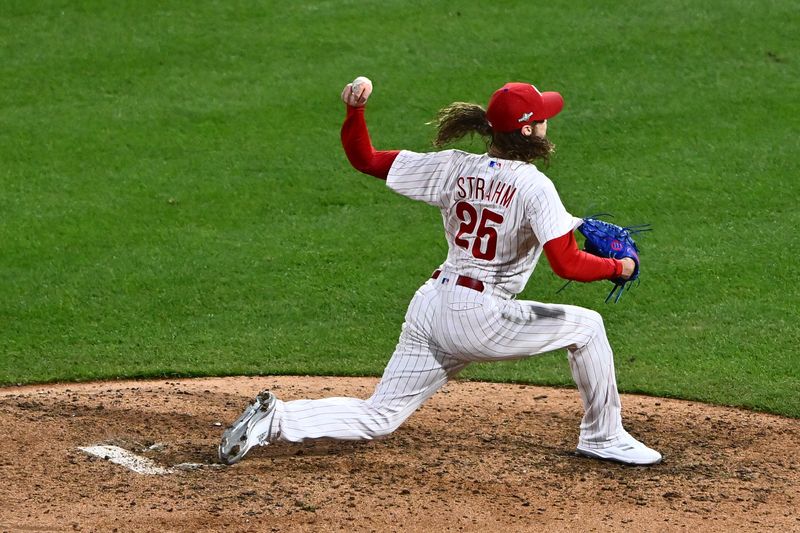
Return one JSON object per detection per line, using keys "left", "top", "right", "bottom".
{"left": 1, "top": 376, "right": 798, "bottom": 532}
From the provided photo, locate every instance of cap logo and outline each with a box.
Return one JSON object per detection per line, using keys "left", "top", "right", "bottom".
{"left": 517, "top": 111, "right": 534, "bottom": 123}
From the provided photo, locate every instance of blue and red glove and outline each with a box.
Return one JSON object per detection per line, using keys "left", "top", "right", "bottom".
{"left": 578, "top": 216, "right": 651, "bottom": 302}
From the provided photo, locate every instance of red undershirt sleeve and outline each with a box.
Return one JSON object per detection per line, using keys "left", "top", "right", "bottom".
{"left": 340, "top": 105, "right": 400, "bottom": 180}
{"left": 543, "top": 231, "right": 624, "bottom": 282}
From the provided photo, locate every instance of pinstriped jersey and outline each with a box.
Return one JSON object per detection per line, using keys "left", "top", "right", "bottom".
{"left": 387, "top": 149, "right": 581, "bottom": 296}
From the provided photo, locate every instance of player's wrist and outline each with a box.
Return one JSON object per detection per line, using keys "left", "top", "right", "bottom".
{"left": 611, "top": 259, "right": 624, "bottom": 278}
{"left": 619, "top": 258, "right": 636, "bottom": 279}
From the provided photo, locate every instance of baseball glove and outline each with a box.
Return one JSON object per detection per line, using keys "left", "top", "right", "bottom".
{"left": 577, "top": 215, "right": 651, "bottom": 303}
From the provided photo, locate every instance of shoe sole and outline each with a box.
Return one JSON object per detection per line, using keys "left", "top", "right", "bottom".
{"left": 218, "top": 391, "right": 276, "bottom": 465}
{"left": 576, "top": 447, "right": 662, "bottom": 466}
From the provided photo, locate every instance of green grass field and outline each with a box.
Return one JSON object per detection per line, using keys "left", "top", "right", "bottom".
{"left": 2, "top": 0, "right": 798, "bottom": 417}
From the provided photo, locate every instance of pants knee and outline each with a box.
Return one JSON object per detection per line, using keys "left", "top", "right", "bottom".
{"left": 572, "top": 308, "right": 609, "bottom": 348}
{"left": 364, "top": 400, "right": 408, "bottom": 437}
{"left": 370, "top": 413, "right": 404, "bottom": 437}
{"left": 585, "top": 309, "right": 605, "bottom": 331}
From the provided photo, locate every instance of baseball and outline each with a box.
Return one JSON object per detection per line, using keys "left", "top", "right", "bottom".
{"left": 350, "top": 76, "right": 373, "bottom": 103}
{"left": 351, "top": 75, "right": 372, "bottom": 93}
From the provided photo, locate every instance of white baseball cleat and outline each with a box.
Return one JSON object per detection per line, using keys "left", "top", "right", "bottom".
{"left": 576, "top": 430, "right": 662, "bottom": 465}
{"left": 218, "top": 390, "right": 277, "bottom": 465}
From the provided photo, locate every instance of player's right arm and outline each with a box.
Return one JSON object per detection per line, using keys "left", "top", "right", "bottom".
{"left": 339, "top": 77, "right": 458, "bottom": 208}
{"left": 340, "top": 79, "right": 399, "bottom": 180}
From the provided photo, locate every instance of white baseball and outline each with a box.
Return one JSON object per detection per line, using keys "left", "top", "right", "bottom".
{"left": 351, "top": 76, "right": 373, "bottom": 101}
{"left": 351, "top": 75, "right": 372, "bottom": 92}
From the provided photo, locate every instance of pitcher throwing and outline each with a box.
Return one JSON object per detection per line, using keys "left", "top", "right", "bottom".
{"left": 219, "top": 77, "right": 662, "bottom": 466}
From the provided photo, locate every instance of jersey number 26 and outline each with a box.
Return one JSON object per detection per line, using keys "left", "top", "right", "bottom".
{"left": 453, "top": 201, "right": 504, "bottom": 261}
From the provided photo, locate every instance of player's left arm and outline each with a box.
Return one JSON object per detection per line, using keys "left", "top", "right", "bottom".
{"left": 340, "top": 78, "right": 399, "bottom": 180}
{"left": 544, "top": 231, "right": 630, "bottom": 282}
{"left": 528, "top": 176, "right": 633, "bottom": 282}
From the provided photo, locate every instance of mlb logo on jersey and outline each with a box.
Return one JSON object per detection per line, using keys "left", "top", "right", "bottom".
{"left": 488, "top": 160, "right": 502, "bottom": 169}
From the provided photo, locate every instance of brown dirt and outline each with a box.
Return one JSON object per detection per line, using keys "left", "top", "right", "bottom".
{"left": 0, "top": 376, "right": 798, "bottom": 533}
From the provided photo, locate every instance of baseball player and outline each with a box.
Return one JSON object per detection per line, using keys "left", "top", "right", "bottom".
{"left": 219, "top": 77, "right": 662, "bottom": 466}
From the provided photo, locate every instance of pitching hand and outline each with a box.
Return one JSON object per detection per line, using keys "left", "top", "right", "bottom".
{"left": 341, "top": 76, "right": 373, "bottom": 107}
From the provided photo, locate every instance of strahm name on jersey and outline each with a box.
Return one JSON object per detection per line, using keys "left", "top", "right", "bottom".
{"left": 455, "top": 176, "right": 517, "bottom": 208}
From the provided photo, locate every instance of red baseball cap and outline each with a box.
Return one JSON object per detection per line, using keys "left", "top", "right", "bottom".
{"left": 486, "top": 82, "right": 564, "bottom": 132}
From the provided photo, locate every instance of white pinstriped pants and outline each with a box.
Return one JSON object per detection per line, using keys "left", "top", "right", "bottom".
{"left": 268, "top": 274, "right": 624, "bottom": 449}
